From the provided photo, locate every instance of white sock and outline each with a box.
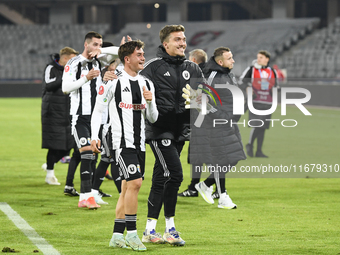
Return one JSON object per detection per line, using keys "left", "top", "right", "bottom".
{"left": 127, "top": 230, "right": 137, "bottom": 234}
{"left": 91, "top": 189, "right": 99, "bottom": 195}
{"left": 46, "top": 169, "right": 54, "bottom": 178}
{"left": 84, "top": 192, "right": 92, "bottom": 200}
{"left": 219, "top": 192, "right": 227, "bottom": 199}
{"left": 145, "top": 218, "right": 157, "bottom": 234}
{"left": 113, "top": 232, "right": 123, "bottom": 236}
{"left": 165, "top": 217, "right": 175, "bottom": 232}
{"left": 65, "top": 185, "right": 73, "bottom": 189}
{"left": 79, "top": 193, "right": 85, "bottom": 201}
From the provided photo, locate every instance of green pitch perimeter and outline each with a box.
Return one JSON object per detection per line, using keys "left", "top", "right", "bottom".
{"left": 0, "top": 98, "right": 339, "bottom": 254}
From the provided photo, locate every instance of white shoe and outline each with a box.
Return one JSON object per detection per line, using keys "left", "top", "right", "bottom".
{"left": 92, "top": 191, "right": 108, "bottom": 205}
{"left": 218, "top": 192, "right": 237, "bottom": 209}
{"left": 41, "top": 163, "right": 47, "bottom": 172}
{"left": 163, "top": 227, "right": 185, "bottom": 246}
{"left": 45, "top": 176, "right": 60, "bottom": 185}
{"left": 195, "top": 182, "right": 214, "bottom": 204}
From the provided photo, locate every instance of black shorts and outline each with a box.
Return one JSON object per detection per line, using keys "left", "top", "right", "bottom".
{"left": 73, "top": 119, "right": 91, "bottom": 149}
{"left": 114, "top": 148, "right": 145, "bottom": 182}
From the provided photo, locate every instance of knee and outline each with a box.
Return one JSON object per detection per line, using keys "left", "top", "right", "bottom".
{"left": 129, "top": 178, "right": 142, "bottom": 191}
{"left": 169, "top": 171, "right": 183, "bottom": 184}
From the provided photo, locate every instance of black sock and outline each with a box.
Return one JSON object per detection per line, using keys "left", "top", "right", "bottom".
{"left": 113, "top": 219, "right": 125, "bottom": 234}
{"left": 125, "top": 214, "right": 137, "bottom": 231}
{"left": 204, "top": 172, "right": 215, "bottom": 187}
{"left": 91, "top": 154, "right": 98, "bottom": 184}
{"left": 80, "top": 151, "right": 94, "bottom": 193}
{"left": 111, "top": 162, "right": 122, "bottom": 193}
{"left": 92, "top": 160, "right": 109, "bottom": 190}
{"left": 65, "top": 148, "right": 80, "bottom": 187}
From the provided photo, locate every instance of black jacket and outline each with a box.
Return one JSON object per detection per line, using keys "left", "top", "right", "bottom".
{"left": 41, "top": 54, "right": 74, "bottom": 150}
{"left": 200, "top": 56, "right": 246, "bottom": 165}
{"left": 141, "top": 45, "right": 205, "bottom": 141}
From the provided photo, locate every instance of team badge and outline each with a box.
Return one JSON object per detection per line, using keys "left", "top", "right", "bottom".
{"left": 79, "top": 137, "right": 87, "bottom": 146}
{"left": 127, "top": 164, "right": 137, "bottom": 175}
{"left": 65, "top": 66, "right": 70, "bottom": 72}
{"left": 161, "top": 139, "right": 171, "bottom": 147}
{"left": 99, "top": 86, "right": 104, "bottom": 95}
{"left": 182, "top": 70, "right": 190, "bottom": 80}
{"left": 103, "top": 98, "right": 107, "bottom": 102}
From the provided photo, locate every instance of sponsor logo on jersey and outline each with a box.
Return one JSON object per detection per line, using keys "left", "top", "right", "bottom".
{"left": 182, "top": 70, "right": 190, "bottom": 80}
{"left": 99, "top": 86, "right": 104, "bottom": 95}
{"left": 119, "top": 102, "right": 146, "bottom": 110}
{"left": 65, "top": 65, "right": 70, "bottom": 72}
{"left": 123, "top": 87, "right": 130, "bottom": 92}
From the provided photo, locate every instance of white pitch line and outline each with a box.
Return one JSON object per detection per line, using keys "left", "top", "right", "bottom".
{"left": 0, "top": 202, "right": 60, "bottom": 255}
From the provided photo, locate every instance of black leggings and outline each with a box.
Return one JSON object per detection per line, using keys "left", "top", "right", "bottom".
{"left": 147, "top": 140, "right": 184, "bottom": 219}
{"left": 46, "top": 149, "right": 69, "bottom": 169}
{"left": 249, "top": 127, "right": 266, "bottom": 152}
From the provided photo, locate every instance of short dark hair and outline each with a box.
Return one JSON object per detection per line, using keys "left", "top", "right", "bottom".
{"left": 159, "top": 25, "right": 185, "bottom": 43}
{"left": 118, "top": 40, "right": 145, "bottom": 64}
{"left": 84, "top": 31, "right": 102, "bottom": 42}
{"left": 213, "top": 47, "right": 230, "bottom": 62}
{"left": 213, "top": 47, "right": 230, "bottom": 58}
{"left": 258, "top": 50, "right": 271, "bottom": 59}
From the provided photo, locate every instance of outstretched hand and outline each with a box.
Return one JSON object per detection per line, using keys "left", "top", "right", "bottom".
{"left": 103, "top": 70, "right": 118, "bottom": 81}
{"left": 182, "top": 84, "right": 202, "bottom": 109}
{"left": 89, "top": 49, "right": 101, "bottom": 59}
{"left": 120, "top": 35, "right": 132, "bottom": 46}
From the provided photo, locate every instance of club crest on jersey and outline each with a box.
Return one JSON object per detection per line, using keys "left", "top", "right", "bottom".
{"left": 79, "top": 137, "right": 88, "bottom": 146}
{"left": 127, "top": 164, "right": 137, "bottom": 175}
{"left": 119, "top": 102, "right": 146, "bottom": 110}
{"left": 103, "top": 98, "right": 107, "bottom": 102}
{"left": 98, "top": 86, "right": 104, "bottom": 95}
{"left": 182, "top": 70, "right": 190, "bottom": 80}
{"left": 161, "top": 139, "right": 171, "bottom": 147}
{"left": 65, "top": 65, "right": 70, "bottom": 72}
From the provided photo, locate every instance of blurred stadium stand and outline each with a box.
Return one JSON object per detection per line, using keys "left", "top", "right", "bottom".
{"left": 0, "top": 18, "right": 318, "bottom": 80}
{"left": 114, "top": 18, "right": 319, "bottom": 76}
{"left": 0, "top": 23, "right": 109, "bottom": 81}
{"left": 276, "top": 17, "right": 340, "bottom": 79}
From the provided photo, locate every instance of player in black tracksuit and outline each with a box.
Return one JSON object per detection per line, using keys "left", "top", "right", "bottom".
{"left": 140, "top": 25, "right": 205, "bottom": 245}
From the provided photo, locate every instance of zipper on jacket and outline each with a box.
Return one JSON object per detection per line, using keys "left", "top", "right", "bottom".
{"left": 175, "top": 65, "right": 181, "bottom": 113}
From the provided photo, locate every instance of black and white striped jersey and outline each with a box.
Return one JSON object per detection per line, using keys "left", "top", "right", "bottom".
{"left": 62, "top": 48, "right": 118, "bottom": 124}
{"left": 91, "top": 69, "right": 158, "bottom": 152}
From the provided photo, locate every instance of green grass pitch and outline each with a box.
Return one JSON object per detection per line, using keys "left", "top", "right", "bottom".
{"left": 0, "top": 98, "right": 339, "bottom": 254}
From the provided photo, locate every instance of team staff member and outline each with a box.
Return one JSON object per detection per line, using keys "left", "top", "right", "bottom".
{"left": 239, "top": 50, "right": 279, "bottom": 158}
{"left": 141, "top": 25, "right": 205, "bottom": 246}
{"left": 194, "top": 47, "right": 246, "bottom": 209}
{"left": 42, "top": 47, "right": 78, "bottom": 185}
{"left": 62, "top": 31, "right": 119, "bottom": 209}
{"left": 91, "top": 40, "right": 158, "bottom": 251}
